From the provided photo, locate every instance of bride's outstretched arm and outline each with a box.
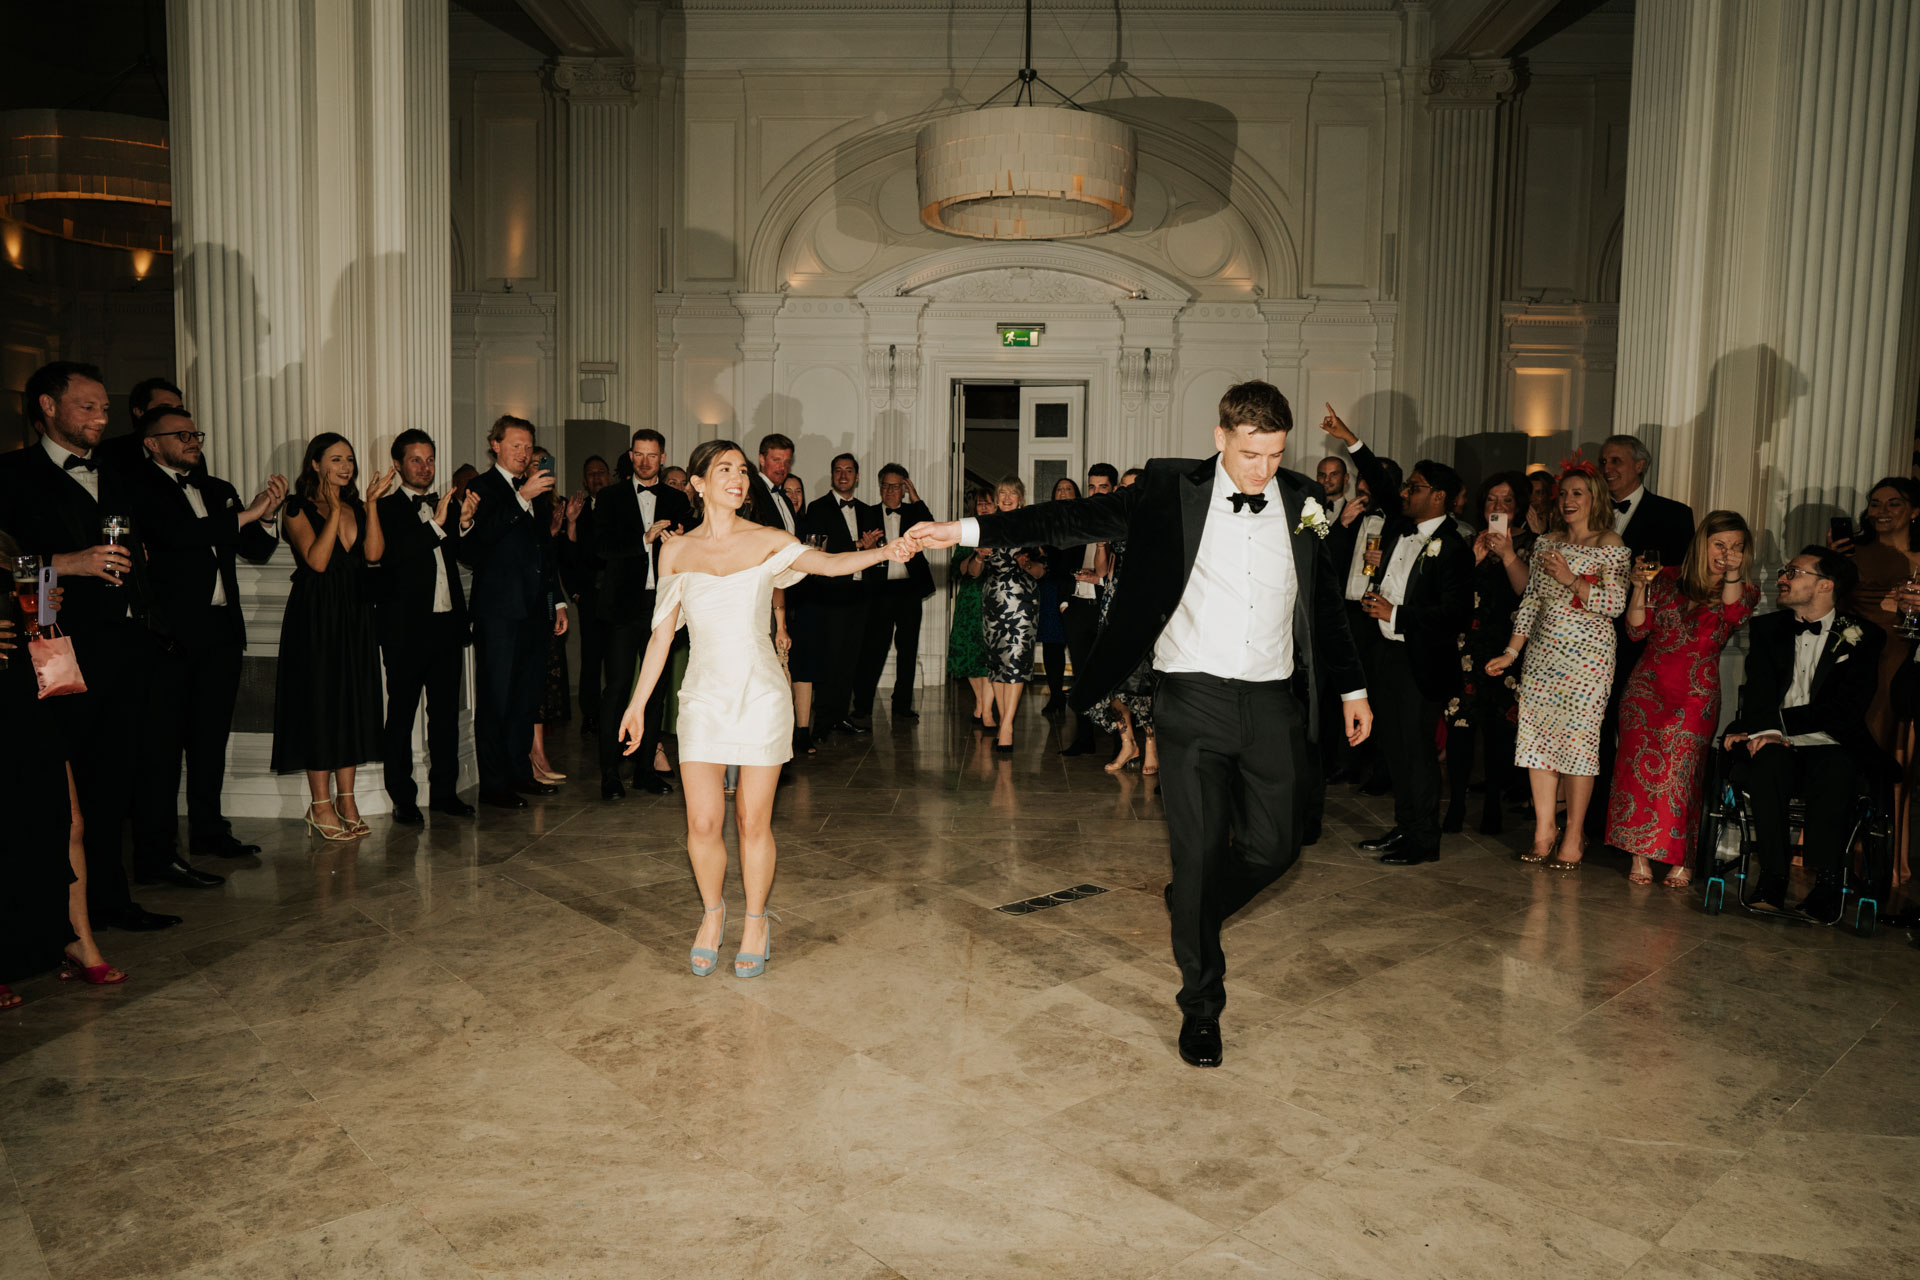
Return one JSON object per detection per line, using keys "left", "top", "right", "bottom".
{"left": 794, "top": 536, "right": 918, "bottom": 578}
{"left": 619, "top": 608, "right": 679, "bottom": 754}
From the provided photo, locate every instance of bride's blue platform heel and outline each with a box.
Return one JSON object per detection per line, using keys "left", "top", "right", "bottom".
{"left": 690, "top": 902, "right": 725, "bottom": 977}
{"left": 734, "top": 910, "right": 780, "bottom": 978}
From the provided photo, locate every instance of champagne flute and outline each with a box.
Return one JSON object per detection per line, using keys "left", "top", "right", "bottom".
{"left": 1362, "top": 531, "right": 1383, "bottom": 578}
{"left": 1900, "top": 571, "right": 1920, "bottom": 639}
{"left": 100, "top": 514, "right": 131, "bottom": 587}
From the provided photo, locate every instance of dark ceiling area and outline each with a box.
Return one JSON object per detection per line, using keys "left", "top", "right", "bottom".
{"left": 0, "top": 0, "right": 169, "bottom": 118}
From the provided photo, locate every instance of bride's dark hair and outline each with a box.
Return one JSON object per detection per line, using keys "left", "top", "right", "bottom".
{"left": 686, "top": 438, "right": 759, "bottom": 524}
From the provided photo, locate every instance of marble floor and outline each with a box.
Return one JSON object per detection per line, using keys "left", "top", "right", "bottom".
{"left": 3, "top": 701, "right": 1918, "bottom": 1280}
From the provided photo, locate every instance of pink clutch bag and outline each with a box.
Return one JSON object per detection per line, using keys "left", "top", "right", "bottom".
{"left": 29, "top": 624, "right": 87, "bottom": 699}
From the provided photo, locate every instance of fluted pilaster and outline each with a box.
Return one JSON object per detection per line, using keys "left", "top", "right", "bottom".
{"left": 168, "top": 0, "right": 310, "bottom": 485}
{"left": 554, "top": 57, "right": 636, "bottom": 423}
{"left": 1415, "top": 59, "right": 1517, "bottom": 441}
{"left": 1774, "top": 0, "right": 1920, "bottom": 547}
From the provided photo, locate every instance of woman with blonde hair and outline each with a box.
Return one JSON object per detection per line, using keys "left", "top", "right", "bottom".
{"left": 1606, "top": 512, "right": 1759, "bottom": 887}
{"left": 978, "top": 476, "right": 1048, "bottom": 754}
{"left": 1486, "top": 459, "right": 1630, "bottom": 868}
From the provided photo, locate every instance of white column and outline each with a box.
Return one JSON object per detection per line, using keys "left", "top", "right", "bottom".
{"left": 1413, "top": 59, "right": 1517, "bottom": 442}
{"left": 732, "top": 292, "right": 785, "bottom": 441}
{"left": 553, "top": 57, "right": 636, "bottom": 424}
{"left": 1773, "top": 0, "right": 1920, "bottom": 548}
{"left": 168, "top": 0, "right": 310, "bottom": 483}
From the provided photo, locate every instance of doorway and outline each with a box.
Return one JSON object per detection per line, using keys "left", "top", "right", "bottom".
{"left": 951, "top": 380, "right": 1088, "bottom": 508}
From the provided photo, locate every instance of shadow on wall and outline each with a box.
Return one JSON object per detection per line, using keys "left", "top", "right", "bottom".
{"left": 1080, "top": 97, "right": 1237, "bottom": 228}
{"left": 176, "top": 241, "right": 308, "bottom": 490}
{"left": 754, "top": 390, "right": 848, "bottom": 498}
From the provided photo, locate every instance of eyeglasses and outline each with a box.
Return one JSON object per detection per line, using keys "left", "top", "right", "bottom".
{"left": 1777, "top": 567, "right": 1828, "bottom": 581}
{"left": 150, "top": 430, "right": 206, "bottom": 443}
{"left": 1402, "top": 482, "right": 1432, "bottom": 494}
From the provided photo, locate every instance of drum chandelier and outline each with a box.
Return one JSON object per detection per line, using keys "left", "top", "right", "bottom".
{"left": 916, "top": 0, "right": 1135, "bottom": 240}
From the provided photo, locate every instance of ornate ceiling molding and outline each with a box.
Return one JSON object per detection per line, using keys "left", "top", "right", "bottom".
{"left": 548, "top": 56, "right": 637, "bottom": 104}
{"left": 1424, "top": 58, "right": 1522, "bottom": 103}
{"left": 855, "top": 242, "right": 1194, "bottom": 304}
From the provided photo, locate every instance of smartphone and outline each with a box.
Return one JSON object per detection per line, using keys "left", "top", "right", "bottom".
{"left": 1488, "top": 512, "right": 1509, "bottom": 536}
{"left": 1830, "top": 515, "right": 1854, "bottom": 543}
{"left": 38, "top": 565, "right": 56, "bottom": 629}
{"left": 537, "top": 455, "right": 556, "bottom": 477}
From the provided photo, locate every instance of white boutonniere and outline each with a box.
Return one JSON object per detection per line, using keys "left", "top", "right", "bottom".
{"left": 1423, "top": 538, "right": 1442, "bottom": 559}
{"left": 1295, "top": 497, "right": 1330, "bottom": 540}
{"left": 1836, "top": 622, "right": 1863, "bottom": 658}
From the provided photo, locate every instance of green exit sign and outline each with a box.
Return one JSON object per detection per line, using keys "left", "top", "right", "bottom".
{"left": 998, "top": 325, "right": 1044, "bottom": 348}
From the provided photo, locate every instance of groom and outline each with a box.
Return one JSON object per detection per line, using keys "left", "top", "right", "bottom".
{"left": 912, "top": 381, "right": 1371, "bottom": 1067}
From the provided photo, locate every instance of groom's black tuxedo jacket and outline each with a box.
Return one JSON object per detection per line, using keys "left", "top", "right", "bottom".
{"left": 1726, "top": 609, "right": 1884, "bottom": 767}
{"left": 974, "top": 456, "right": 1366, "bottom": 738}
{"left": 1376, "top": 518, "right": 1474, "bottom": 702}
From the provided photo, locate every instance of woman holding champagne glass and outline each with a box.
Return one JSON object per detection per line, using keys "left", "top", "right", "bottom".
{"left": 271, "top": 433, "right": 396, "bottom": 838}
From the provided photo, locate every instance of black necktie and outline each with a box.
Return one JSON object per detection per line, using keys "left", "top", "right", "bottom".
{"left": 1788, "top": 616, "right": 1822, "bottom": 637}
{"left": 1228, "top": 493, "right": 1267, "bottom": 514}
{"left": 1613, "top": 499, "right": 1631, "bottom": 513}
{"left": 64, "top": 453, "right": 96, "bottom": 472}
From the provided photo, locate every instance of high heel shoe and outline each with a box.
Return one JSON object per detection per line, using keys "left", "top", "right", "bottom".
{"left": 305, "top": 801, "right": 355, "bottom": 842}
{"left": 690, "top": 902, "right": 726, "bottom": 977}
{"left": 335, "top": 793, "right": 371, "bottom": 836}
{"left": 1104, "top": 733, "right": 1139, "bottom": 774}
{"left": 61, "top": 945, "right": 128, "bottom": 985}
{"left": 735, "top": 909, "right": 780, "bottom": 978}
{"left": 533, "top": 765, "right": 568, "bottom": 784}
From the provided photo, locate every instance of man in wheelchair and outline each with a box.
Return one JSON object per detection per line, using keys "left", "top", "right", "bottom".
{"left": 1721, "top": 546, "right": 1888, "bottom": 919}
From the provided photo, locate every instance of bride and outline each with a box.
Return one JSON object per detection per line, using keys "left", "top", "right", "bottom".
{"left": 619, "top": 439, "right": 917, "bottom": 978}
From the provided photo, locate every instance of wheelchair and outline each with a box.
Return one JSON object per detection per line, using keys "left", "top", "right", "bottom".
{"left": 1696, "top": 739, "right": 1894, "bottom": 937}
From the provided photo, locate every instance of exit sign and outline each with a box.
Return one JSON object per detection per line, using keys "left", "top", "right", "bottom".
{"left": 998, "top": 325, "right": 1044, "bottom": 348}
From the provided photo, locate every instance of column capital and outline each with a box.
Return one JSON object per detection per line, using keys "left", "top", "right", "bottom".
{"left": 1424, "top": 59, "right": 1521, "bottom": 104}
{"left": 549, "top": 56, "right": 637, "bottom": 105}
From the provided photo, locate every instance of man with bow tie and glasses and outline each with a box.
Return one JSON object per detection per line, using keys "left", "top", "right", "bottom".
{"left": 373, "top": 428, "right": 479, "bottom": 824}
{"left": 582, "top": 427, "right": 693, "bottom": 799}
{"left": 127, "top": 405, "right": 287, "bottom": 883}
{"left": 1722, "top": 547, "right": 1888, "bottom": 920}
{"left": 911, "top": 382, "right": 1372, "bottom": 1069}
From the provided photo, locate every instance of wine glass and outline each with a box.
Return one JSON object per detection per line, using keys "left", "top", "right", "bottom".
{"left": 1899, "top": 571, "right": 1920, "bottom": 639}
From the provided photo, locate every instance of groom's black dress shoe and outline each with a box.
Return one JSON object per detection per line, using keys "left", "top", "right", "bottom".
{"left": 1178, "top": 1016, "right": 1223, "bottom": 1068}
{"left": 1358, "top": 829, "right": 1405, "bottom": 853}
{"left": 1379, "top": 846, "right": 1439, "bottom": 866}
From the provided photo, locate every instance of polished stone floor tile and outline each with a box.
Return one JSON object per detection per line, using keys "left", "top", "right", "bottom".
{"left": 4, "top": 703, "right": 1917, "bottom": 1277}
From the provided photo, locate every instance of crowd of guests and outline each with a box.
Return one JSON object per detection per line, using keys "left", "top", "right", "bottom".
{"left": 4, "top": 355, "right": 1914, "bottom": 1009}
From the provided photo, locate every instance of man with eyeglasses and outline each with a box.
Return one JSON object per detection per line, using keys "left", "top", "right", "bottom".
{"left": 1721, "top": 546, "right": 1886, "bottom": 918}
{"left": 127, "top": 405, "right": 288, "bottom": 882}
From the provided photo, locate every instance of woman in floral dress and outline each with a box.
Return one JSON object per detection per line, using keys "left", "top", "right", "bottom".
{"left": 1605, "top": 512, "right": 1758, "bottom": 888}
{"left": 1446, "top": 471, "right": 1534, "bottom": 834}
{"left": 1486, "top": 462, "right": 1630, "bottom": 868}
{"left": 979, "top": 478, "right": 1047, "bottom": 753}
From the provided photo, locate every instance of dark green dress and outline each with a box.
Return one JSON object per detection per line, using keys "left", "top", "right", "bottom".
{"left": 946, "top": 546, "right": 988, "bottom": 679}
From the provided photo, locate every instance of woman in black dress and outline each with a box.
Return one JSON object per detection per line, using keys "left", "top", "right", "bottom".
{"left": 1446, "top": 470, "right": 1534, "bottom": 834}
{"left": 981, "top": 476, "right": 1047, "bottom": 754}
{"left": 272, "top": 433, "right": 395, "bottom": 839}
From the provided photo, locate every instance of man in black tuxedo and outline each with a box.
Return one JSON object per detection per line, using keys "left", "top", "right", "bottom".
{"left": 564, "top": 454, "right": 612, "bottom": 736}
{"left": 457, "top": 415, "right": 565, "bottom": 809}
{"left": 0, "top": 362, "right": 178, "bottom": 931}
{"left": 912, "top": 381, "right": 1372, "bottom": 1069}
{"left": 584, "top": 428, "right": 692, "bottom": 799}
{"left": 126, "top": 406, "right": 285, "bottom": 884}
{"left": 854, "top": 463, "right": 935, "bottom": 724}
{"left": 804, "top": 452, "right": 883, "bottom": 743}
{"left": 1352, "top": 460, "right": 1474, "bottom": 866}
{"left": 746, "top": 433, "right": 799, "bottom": 536}
{"left": 1321, "top": 416, "right": 1404, "bottom": 805}
{"left": 375, "top": 428, "right": 478, "bottom": 824}
{"left": 1723, "top": 547, "right": 1886, "bottom": 920}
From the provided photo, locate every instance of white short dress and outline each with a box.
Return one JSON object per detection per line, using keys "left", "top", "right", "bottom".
{"left": 652, "top": 540, "right": 807, "bottom": 767}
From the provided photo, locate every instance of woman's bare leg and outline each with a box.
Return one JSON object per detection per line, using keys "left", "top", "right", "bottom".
{"left": 1558, "top": 776, "right": 1594, "bottom": 861}
{"left": 305, "top": 769, "right": 339, "bottom": 826}
{"left": 334, "top": 767, "right": 361, "bottom": 825}
{"left": 733, "top": 764, "right": 782, "bottom": 968}
{"left": 993, "top": 681, "right": 1024, "bottom": 746}
{"left": 1527, "top": 768, "right": 1559, "bottom": 857}
{"left": 681, "top": 762, "right": 730, "bottom": 964}
{"left": 971, "top": 677, "right": 993, "bottom": 725}
{"left": 63, "top": 765, "right": 115, "bottom": 974}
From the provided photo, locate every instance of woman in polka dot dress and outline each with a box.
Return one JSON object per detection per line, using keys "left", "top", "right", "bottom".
{"left": 1485, "top": 461, "right": 1630, "bottom": 869}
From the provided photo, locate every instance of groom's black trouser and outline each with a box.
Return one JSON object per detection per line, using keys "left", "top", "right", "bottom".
{"left": 1155, "top": 671, "right": 1307, "bottom": 1019}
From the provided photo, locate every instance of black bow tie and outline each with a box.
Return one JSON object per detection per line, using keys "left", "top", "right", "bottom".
{"left": 1228, "top": 492, "right": 1268, "bottom": 514}
{"left": 412, "top": 492, "right": 436, "bottom": 509}
{"left": 176, "top": 473, "right": 197, "bottom": 491}
{"left": 636, "top": 482, "right": 661, "bottom": 496}
{"left": 64, "top": 453, "right": 97, "bottom": 472}
{"left": 1613, "top": 499, "right": 1631, "bottom": 513}
{"left": 1789, "top": 616, "right": 1824, "bottom": 637}
{"left": 839, "top": 499, "right": 858, "bottom": 509}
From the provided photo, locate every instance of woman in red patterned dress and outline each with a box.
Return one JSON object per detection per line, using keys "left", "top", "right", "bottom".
{"left": 1605, "top": 512, "right": 1758, "bottom": 888}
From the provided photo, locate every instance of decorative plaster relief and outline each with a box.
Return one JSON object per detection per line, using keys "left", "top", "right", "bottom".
{"left": 917, "top": 268, "right": 1126, "bottom": 304}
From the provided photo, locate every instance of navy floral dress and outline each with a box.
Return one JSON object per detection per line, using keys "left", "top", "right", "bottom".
{"left": 982, "top": 546, "right": 1043, "bottom": 683}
